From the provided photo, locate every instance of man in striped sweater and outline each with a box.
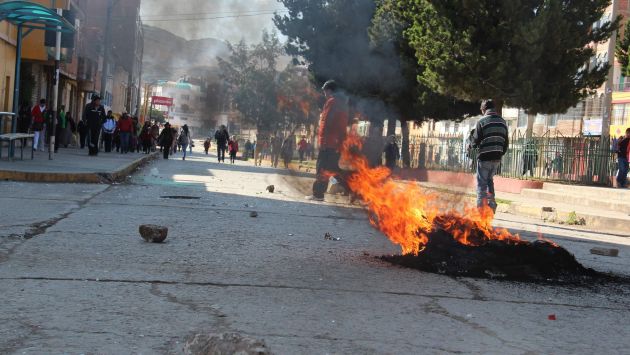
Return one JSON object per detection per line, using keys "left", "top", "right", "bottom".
{"left": 472, "top": 100, "right": 509, "bottom": 213}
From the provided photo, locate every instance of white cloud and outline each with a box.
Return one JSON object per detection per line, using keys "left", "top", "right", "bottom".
{"left": 140, "top": 0, "right": 287, "bottom": 43}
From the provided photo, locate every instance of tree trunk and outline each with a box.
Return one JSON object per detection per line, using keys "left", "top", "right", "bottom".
{"left": 401, "top": 120, "right": 410, "bottom": 168}
{"left": 526, "top": 113, "right": 535, "bottom": 138}
{"left": 493, "top": 98, "right": 504, "bottom": 116}
{"left": 386, "top": 118, "right": 396, "bottom": 136}
{"left": 365, "top": 121, "right": 384, "bottom": 167}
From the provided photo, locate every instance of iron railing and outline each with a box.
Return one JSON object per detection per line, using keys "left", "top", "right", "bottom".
{"left": 407, "top": 132, "right": 619, "bottom": 186}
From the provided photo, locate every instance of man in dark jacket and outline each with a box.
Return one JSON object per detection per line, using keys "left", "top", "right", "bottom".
{"left": 83, "top": 94, "right": 106, "bottom": 156}
{"left": 472, "top": 99, "right": 508, "bottom": 213}
{"left": 214, "top": 125, "right": 229, "bottom": 162}
{"left": 307, "top": 80, "right": 349, "bottom": 201}
{"left": 616, "top": 128, "right": 630, "bottom": 188}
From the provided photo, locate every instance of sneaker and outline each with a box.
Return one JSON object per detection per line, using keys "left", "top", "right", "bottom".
{"left": 305, "top": 195, "right": 324, "bottom": 201}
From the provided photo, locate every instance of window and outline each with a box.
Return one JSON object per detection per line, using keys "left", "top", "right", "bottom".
{"left": 612, "top": 103, "right": 629, "bottom": 126}
{"left": 181, "top": 94, "right": 190, "bottom": 101}
{"left": 547, "top": 114, "right": 558, "bottom": 127}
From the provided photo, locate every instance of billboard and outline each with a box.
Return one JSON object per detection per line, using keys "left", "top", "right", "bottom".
{"left": 151, "top": 96, "right": 174, "bottom": 106}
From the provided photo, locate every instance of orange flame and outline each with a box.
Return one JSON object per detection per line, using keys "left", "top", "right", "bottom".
{"left": 341, "top": 134, "right": 522, "bottom": 255}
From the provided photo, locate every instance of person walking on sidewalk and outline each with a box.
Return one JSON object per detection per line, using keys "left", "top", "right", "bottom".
{"left": 83, "top": 94, "right": 106, "bottom": 156}
{"left": 281, "top": 134, "right": 295, "bottom": 169}
{"left": 307, "top": 80, "right": 350, "bottom": 201}
{"left": 102, "top": 111, "right": 116, "bottom": 153}
{"left": 31, "top": 99, "right": 48, "bottom": 152}
{"left": 117, "top": 113, "right": 133, "bottom": 154}
{"left": 472, "top": 99, "right": 509, "bottom": 213}
{"left": 215, "top": 125, "right": 229, "bottom": 163}
{"left": 179, "top": 124, "right": 191, "bottom": 160}
{"left": 158, "top": 123, "right": 174, "bottom": 159}
{"left": 616, "top": 128, "right": 630, "bottom": 188}
{"left": 298, "top": 136, "right": 307, "bottom": 162}
{"left": 204, "top": 137, "right": 211, "bottom": 155}
{"left": 228, "top": 136, "right": 239, "bottom": 164}
{"left": 53, "top": 105, "right": 68, "bottom": 152}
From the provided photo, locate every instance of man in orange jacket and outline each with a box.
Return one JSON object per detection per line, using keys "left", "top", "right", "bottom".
{"left": 307, "top": 80, "right": 349, "bottom": 201}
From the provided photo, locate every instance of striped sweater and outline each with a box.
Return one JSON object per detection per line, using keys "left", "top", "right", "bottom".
{"left": 473, "top": 112, "right": 509, "bottom": 161}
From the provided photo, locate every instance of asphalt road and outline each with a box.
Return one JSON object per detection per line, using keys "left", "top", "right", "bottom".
{"left": 0, "top": 147, "right": 628, "bottom": 354}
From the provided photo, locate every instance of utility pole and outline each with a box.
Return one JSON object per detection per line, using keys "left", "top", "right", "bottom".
{"left": 599, "top": 1, "right": 618, "bottom": 183}
{"left": 100, "top": 0, "right": 114, "bottom": 105}
{"left": 50, "top": 7, "right": 62, "bottom": 160}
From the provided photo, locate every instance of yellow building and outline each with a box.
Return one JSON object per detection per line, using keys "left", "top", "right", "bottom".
{"left": 0, "top": 20, "right": 16, "bottom": 133}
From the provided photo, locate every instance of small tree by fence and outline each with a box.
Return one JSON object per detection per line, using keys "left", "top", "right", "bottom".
{"left": 408, "top": 132, "right": 618, "bottom": 186}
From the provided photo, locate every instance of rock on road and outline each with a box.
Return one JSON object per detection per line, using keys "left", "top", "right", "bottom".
{"left": 0, "top": 148, "right": 629, "bottom": 354}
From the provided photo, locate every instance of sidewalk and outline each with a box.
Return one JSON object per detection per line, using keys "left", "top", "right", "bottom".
{"left": 0, "top": 148, "right": 158, "bottom": 183}
{"left": 415, "top": 180, "right": 630, "bottom": 235}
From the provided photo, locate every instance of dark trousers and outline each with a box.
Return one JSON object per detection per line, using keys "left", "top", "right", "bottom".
{"left": 120, "top": 132, "right": 130, "bottom": 153}
{"left": 299, "top": 150, "right": 305, "bottom": 162}
{"left": 79, "top": 131, "right": 87, "bottom": 149}
{"left": 54, "top": 126, "right": 63, "bottom": 152}
{"left": 103, "top": 133, "right": 113, "bottom": 152}
{"left": 618, "top": 157, "right": 629, "bottom": 188}
{"left": 163, "top": 146, "right": 170, "bottom": 159}
{"left": 217, "top": 146, "right": 226, "bottom": 162}
{"left": 230, "top": 151, "right": 236, "bottom": 163}
{"left": 88, "top": 128, "right": 100, "bottom": 156}
{"left": 312, "top": 148, "right": 346, "bottom": 198}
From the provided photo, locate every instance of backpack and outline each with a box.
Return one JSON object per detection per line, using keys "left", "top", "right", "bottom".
{"left": 103, "top": 118, "right": 116, "bottom": 133}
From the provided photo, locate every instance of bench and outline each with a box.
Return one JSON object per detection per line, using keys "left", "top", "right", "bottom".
{"left": 0, "top": 133, "right": 35, "bottom": 161}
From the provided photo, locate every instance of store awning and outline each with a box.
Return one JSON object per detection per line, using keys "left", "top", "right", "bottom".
{"left": 0, "top": 1, "right": 74, "bottom": 32}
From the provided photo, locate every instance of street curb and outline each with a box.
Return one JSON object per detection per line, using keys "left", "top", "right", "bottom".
{"left": 0, "top": 152, "right": 159, "bottom": 184}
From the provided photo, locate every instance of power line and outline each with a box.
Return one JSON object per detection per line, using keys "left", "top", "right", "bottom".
{"left": 140, "top": 8, "right": 287, "bottom": 18}
{"left": 141, "top": 11, "right": 288, "bottom": 23}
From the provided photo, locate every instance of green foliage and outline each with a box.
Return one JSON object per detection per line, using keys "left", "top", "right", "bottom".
{"left": 149, "top": 108, "right": 166, "bottom": 123}
{"left": 370, "top": 0, "right": 478, "bottom": 121}
{"left": 275, "top": 0, "right": 477, "bottom": 124}
{"left": 217, "top": 31, "right": 284, "bottom": 131}
{"left": 616, "top": 21, "right": 630, "bottom": 77}
{"left": 400, "top": 0, "right": 619, "bottom": 115}
{"left": 566, "top": 211, "right": 586, "bottom": 226}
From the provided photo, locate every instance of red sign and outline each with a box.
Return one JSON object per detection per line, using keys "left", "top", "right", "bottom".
{"left": 152, "top": 96, "right": 174, "bottom": 106}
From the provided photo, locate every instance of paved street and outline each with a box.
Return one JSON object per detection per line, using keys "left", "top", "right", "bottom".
{"left": 1, "top": 147, "right": 629, "bottom": 354}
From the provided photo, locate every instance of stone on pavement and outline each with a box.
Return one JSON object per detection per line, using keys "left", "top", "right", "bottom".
{"left": 184, "top": 332, "right": 269, "bottom": 355}
{"left": 139, "top": 224, "right": 168, "bottom": 243}
{"left": 590, "top": 247, "right": 619, "bottom": 257}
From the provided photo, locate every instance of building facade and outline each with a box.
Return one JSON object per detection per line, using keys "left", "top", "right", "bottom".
{"left": 151, "top": 79, "right": 206, "bottom": 135}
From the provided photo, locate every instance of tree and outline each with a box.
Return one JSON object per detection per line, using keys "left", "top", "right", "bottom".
{"left": 275, "top": 0, "right": 479, "bottom": 167}
{"left": 149, "top": 108, "right": 166, "bottom": 123}
{"left": 400, "top": 0, "right": 618, "bottom": 117}
{"left": 276, "top": 65, "right": 321, "bottom": 135}
{"left": 217, "top": 31, "right": 285, "bottom": 132}
{"left": 616, "top": 21, "right": 630, "bottom": 77}
{"left": 370, "top": 0, "right": 478, "bottom": 166}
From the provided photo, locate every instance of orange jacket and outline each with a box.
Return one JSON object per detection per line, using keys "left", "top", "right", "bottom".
{"left": 318, "top": 96, "right": 349, "bottom": 150}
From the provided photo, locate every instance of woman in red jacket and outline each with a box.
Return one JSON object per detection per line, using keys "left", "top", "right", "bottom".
{"left": 31, "top": 99, "right": 47, "bottom": 152}
{"left": 117, "top": 113, "right": 133, "bottom": 154}
{"left": 228, "top": 137, "right": 239, "bottom": 164}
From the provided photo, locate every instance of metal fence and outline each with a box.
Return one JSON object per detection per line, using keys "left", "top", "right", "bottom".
{"left": 408, "top": 132, "right": 619, "bottom": 186}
